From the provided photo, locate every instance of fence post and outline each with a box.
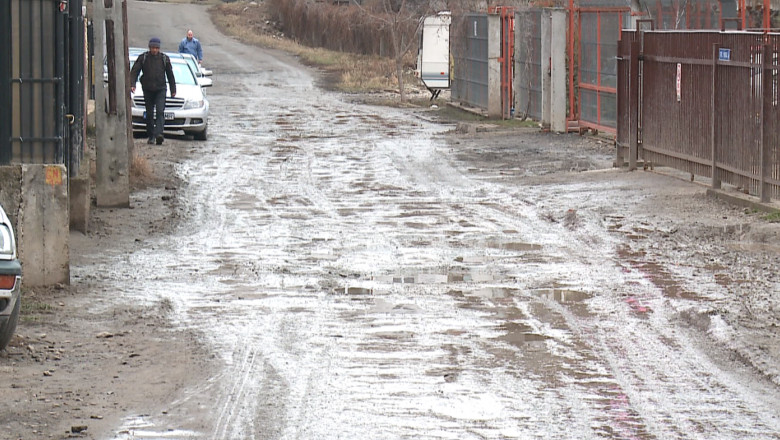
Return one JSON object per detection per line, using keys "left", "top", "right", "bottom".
{"left": 487, "top": 13, "right": 502, "bottom": 118}
{"left": 550, "top": 10, "right": 567, "bottom": 133}
{"left": 760, "top": 43, "right": 770, "bottom": 202}
{"left": 711, "top": 43, "right": 721, "bottom": 190}
{"left": 541, "top": 10, "right": 551, "bottom": 128}
{"left": 628, "top": 40, "right": 640, "bottom": 171}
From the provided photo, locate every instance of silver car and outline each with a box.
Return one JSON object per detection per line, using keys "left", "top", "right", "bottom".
{"left": 169, "top": 52, "right": 213, "bottom": 89}
{"left": 0, "top": 204, "right": 22, "bottom": 351}
{"left": 130, "top": 52, "right": 211, "bottom": 140}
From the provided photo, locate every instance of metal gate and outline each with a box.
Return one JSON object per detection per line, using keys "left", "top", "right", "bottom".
{"left": 1, "top": 0, "right": 84, "bottom": 174}
{"left": 452, "top": 13, "right": 489, "bottom": 110}
{"left": 514, "top": 9, "right": 543, "bottom": 122}
{"left": 617, "top": 29, "right": 780, "bottom": 202}
{"left": 575, "top": 7, "right": 630, "bottom": 133}
{"left": 490, "top": 6, "right": 515, "bottom": 119}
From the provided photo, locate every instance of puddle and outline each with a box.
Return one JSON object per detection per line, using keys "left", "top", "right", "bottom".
{"left": 345, "top": 286, "right": 373, "bottom": 295}
{"left": 497, "top": 322, "right": 548, "bottom": 347}
{"left": 370, "top": 273, "right": 498, "bottom": 284}
{"left": 532, "top": 288, "right": 590, "bottom": 303}
{"left": 487, "top": 241, "right": 543, "bottom": 252}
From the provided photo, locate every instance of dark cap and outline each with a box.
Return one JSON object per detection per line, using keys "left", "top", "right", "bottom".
{"left": 148, "top": 37, "right": 161, "bottom": 48}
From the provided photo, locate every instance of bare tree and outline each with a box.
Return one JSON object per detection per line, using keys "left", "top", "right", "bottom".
{"left": 358, "top": 0, "right": 435, "bottom": 101}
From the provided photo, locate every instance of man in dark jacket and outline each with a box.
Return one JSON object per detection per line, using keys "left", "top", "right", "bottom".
{"left": 130, "top": 37, "right": 176, "bottom": 145}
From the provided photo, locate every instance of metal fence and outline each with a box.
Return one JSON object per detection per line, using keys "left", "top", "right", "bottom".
{"left": 577, "top": 8, "right": 629, "bottom": 132}
{"left": 514, "top": 9, "right": 543, "bottom": 121}
{"left": 618, "top": 30, "right": 780, "bottom": 202}
{"left": 452, "top": 13, "right": 489, "bottom": 110}
{"left": 1, "top": 0, "right": 84, "bottom": 175}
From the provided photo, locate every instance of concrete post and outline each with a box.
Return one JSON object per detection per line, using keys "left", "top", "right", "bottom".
{"left": 487, "top": 14, "right": 502, "bottom": 119}
{"left": 550, "top": 9, "right": 567, "bottom": 133}
{"left": 540, "top": 10, "right": 552, "bottom": 128}
{"left": 93, "top": 0, "right": 130, "bottom": 207}
{"left": 0, "top": 165, "right": 70, "bottom": 286}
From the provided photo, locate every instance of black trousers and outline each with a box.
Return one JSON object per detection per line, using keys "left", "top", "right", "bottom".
{"left": 143, "top": 88, "right": 167, "bottom": 139}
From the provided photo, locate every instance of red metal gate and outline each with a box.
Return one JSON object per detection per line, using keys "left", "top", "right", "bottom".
{"left": 570, "top": 6, "right": 630, "bottom": 134}
{"left": 491, "top": 6, "right": 515, "bottom": 119}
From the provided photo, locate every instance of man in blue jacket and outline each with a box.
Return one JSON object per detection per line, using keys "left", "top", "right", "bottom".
{"left": 178, "top": 29, "right": 203, "bottom": 65}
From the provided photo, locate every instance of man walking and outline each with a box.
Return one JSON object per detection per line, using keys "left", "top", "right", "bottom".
{"left": 178, "top": 29, "right": 203, "bottom": 65}
{"left": 130, "top": 37, "right": 176, "bottom": 145}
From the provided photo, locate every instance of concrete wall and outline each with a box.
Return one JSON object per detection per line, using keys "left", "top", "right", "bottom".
{"left": 0, "top": 165, "right": 70, "bottom": 286}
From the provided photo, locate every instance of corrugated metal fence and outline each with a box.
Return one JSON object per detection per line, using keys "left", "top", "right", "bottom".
{"left": 452, "top": 13, "right": 489, "bottom": 110}
{"left": 1, "top": 0, "right": 84, "bottom": 175}
{"left": 618, "top": 30, "right": 780, "bottom": 202}
{"left": 514, "top": 9, "right": 543, "bottom": 121}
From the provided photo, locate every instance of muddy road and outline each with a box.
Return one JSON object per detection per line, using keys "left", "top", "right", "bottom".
{"left": 3, "top": 1, "right": 780, "bottom": 439}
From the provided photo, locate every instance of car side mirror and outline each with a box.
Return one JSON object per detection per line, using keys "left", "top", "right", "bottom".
{"left": 198, "top": 77, "right": 212, "bottom": 88}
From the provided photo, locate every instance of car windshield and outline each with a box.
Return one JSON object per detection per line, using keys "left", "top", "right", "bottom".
{"left": 171, "top": 62, "right": 197, "bottom": 85}
{"left": 184, "top": 58, "right": 199, "bottom": 75}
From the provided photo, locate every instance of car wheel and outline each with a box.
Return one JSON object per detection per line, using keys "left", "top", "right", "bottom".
{"left": 194, "top": 125, "right": 208, "bottom": 141}
{"left": 0, "top": 297, "right": 20, "bottom": 351}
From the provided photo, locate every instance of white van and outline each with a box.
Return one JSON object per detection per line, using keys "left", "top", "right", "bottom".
{"left": 415, "top": 11, "right": 451, "bottom": 98}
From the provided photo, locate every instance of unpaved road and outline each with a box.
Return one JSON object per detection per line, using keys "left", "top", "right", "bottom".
{"left": 2, "top": 1, "right": 780, "bottom": 439}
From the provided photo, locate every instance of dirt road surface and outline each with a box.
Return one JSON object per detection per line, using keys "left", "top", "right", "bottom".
{"left": 1, "top": 1, "right": 780, "bottom": 439}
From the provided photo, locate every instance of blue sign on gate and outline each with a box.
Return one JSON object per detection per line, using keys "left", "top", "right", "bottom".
{"left": 719, "top": 48, "right": 731, "bottom": 61}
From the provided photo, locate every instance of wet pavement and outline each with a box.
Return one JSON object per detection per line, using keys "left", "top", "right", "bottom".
{"left": 70, "top": 2, "right": 780, "bottom": 439}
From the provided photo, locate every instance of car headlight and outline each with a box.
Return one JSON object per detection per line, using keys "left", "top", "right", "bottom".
{"left": 182, "top": 99, "right": 204, "bottom": 110}
{"left": 0, "top": 225, "right": 15, "bottom": 256}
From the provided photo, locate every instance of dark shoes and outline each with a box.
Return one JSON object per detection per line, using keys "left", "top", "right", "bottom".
{"left": 147, "top": 137, "right": 155, "bottom": 144}
{"left": 155, "top": 134, "right": 164, "bottom": 145}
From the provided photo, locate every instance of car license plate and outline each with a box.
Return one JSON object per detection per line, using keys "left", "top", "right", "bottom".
{"left": 143, "top": 111, "right": 175, "bottom": 120}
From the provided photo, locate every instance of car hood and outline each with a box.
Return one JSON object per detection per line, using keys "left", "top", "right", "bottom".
{"left": 132, "top": 83, "right": 205, "bottom": 100}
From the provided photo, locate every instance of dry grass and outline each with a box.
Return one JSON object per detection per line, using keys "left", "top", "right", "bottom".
{"left": 209, "top": 1, "right": 418, "bottom": 94}
{"left": 130, "top": 151, "right": 155, "bottom": 186}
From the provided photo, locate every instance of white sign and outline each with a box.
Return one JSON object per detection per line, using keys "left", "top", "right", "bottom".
{"left": 676, "top": 63, "right": 681, "bottom": 102}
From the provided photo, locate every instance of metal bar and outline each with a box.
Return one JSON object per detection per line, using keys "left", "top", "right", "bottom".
{"left": 568, "top": 0, "right": 575, "bottom": 121}
{"left": 759, "top": 43, "right": 769, "bottom": 201}
{"left": 629, "top": 39, "right": 640, "bottom": 170}
{"left": 642, "top": 144, "right": 711, "bottom": 165}
{"left": 579, "top": 83, "right": 618, "bottom": 93}
{"left": 596, "top": 12, "right": 602, "bottom": 126}
{"left": 0, "top": 0, "right": 10, "bottom": 163}
{"left": 10, "top": 77, "right": 62, "bottom": 83}
{"left": 643, "top": 54, "right": 756, "bottom": 68}
{"left": 578, "top": 120, "right": 616, "bottom": 134}
{"left": 57, "top": 0, "right": 67, "bottom": 164}
{"left": 10, "top": 137, "right": 62, "bottom": 142}
{"left": 711, "top": 43, "right": 720, "bottom": 189}
{"left": 576, "top": 7, "right": 631, "bottom": 12}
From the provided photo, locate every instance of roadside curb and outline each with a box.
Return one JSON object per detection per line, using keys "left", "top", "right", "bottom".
{"left": 705, "top": 188, "right": 780, "bottom": 214}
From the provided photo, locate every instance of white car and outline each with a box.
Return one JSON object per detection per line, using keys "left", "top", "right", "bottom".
{"left": 169, "top": 52, "right": 213, "bottom": 89}
{"left": 0, "top": 204, "right": 22, "bottom": 351}
{"left": 129, "top": 51, "right": 211, "bottom": 140}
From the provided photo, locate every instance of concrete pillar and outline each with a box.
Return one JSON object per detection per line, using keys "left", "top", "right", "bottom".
{"left": 93, "top": 0, "right": 131, "bottom": 207}
{"left": 0, "top": 165, "right": 70, "bottom": 286}
{"left": 550, "top": 9, "right": 567, "bottom": 133}
{"left": 487, "top": 14, "right": 502, "bottom": 119}
{"left": 540, "top": 10, "right": 552, "bottom": 128}
{"left": 69, "top": 175, "right": 90, "bottom": 233}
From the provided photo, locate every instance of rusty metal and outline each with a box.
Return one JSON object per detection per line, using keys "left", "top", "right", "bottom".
{"left": 490, "top": 6, "right": 515, "bottom": 119}
{"left": 576, "top": 8, "right": 630, "bottom": 134}
{"left": 618, "top": 30, "right": 780, "bottom": 201}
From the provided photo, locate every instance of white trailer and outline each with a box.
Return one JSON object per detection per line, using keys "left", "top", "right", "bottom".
{"left": 414, "top": 12, "right": 451, "bottom": 99}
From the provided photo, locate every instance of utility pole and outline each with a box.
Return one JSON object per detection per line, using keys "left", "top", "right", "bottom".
{"left": 93, "top": 0, "right": 131, "bottom": 207}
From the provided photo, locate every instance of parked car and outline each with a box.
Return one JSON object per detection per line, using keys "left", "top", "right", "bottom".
{"left": 168, "top": 52, "right": 213, "bottom": 89}
{"left": 0, "top": 204, "right": 22, "bottom": 351}
{"left": 128, "top": 50, "right": 211, "bottom": 140}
